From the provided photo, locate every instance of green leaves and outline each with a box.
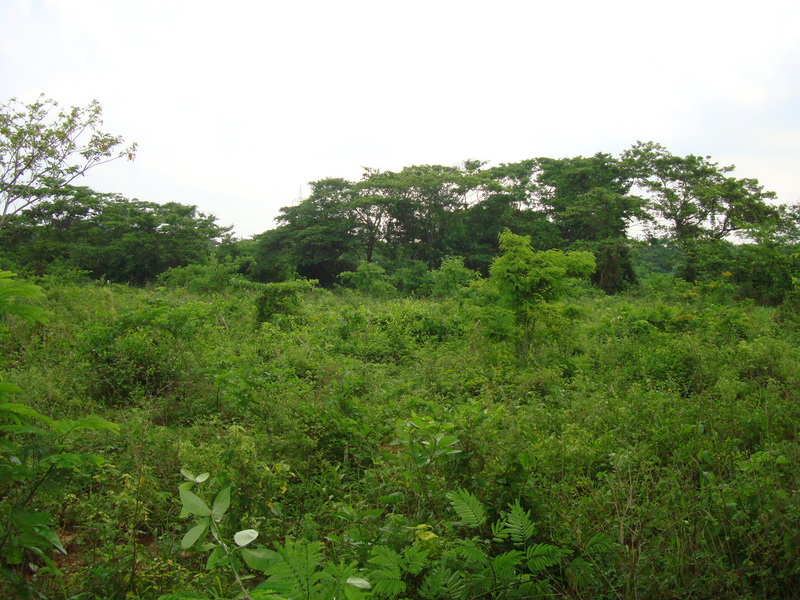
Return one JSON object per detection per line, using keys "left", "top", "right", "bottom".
{"left": 502, "top": 500, "right": 537, "bottom": 544}
{"left": 0, "top": 359, "right": 118, "bottom": 597}
{"left": 526, "top": 543, "right": 571, "bottom": 572}
{"left": 485, "top": 230, "right": 595, "bottom": 362}
{"left": 394, "top": 414, "right": 462, "bottom": 468}
{"left": 449, "top": 488, "right": 486, "bottom": 528}
{"left": 233, "top": 529, "right": 258, "bottom": 547}
{"left": 179, "top": 487, "right": 211, "bottom": 518}
{"left": 0, "top": 95, "right": 136, "bottom": 229}
{"left": 241, "top": 547, "right": 280, "bottom": 571}
{"left": 490, "top": 231, "right": 596, "bottom": 309}
{"left": 212, "top": 487, "right": 231, "bottom": 522}
{"left": 181, "top": 518, "right": 211, "bottom": 549}
{"left": 0, "top": 270, "right": 49, "bottom": 324}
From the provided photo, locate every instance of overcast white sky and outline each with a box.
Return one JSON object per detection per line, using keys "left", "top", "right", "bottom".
{"left": 2, "top": 0, "right": 799, "bottom": 237}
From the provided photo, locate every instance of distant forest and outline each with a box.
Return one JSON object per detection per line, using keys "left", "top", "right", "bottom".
{"left": 1, "top": 141, "right": 797, "bottom": 304}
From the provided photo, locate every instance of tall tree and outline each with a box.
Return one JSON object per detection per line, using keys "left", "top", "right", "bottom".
{"left": 255, "top": 178, "right": 359, "bottom": 285}
{"left": 377, "top": 164, "right": 478, "bottom": 264}
{"left": 453, "top": 160, "right": 563, "bottom": 273}
{"left": 350, "top": 168, "right": 392, "bottom": 263}
{"left": 623, "top": 141, "right": 777, "bottom": 280}
{"left": 0, "top": 185, "right": 228, "bottom": 283}
{"left": 0, "top": 95, "right": 136, "bottom": 229}
{"left": 536, "top": 154, "right": 645, "bottom": 292}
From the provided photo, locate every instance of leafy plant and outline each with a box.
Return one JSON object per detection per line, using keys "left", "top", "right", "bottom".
{"left": 255, "top": 280, "right": 317, "bottom": 324}
{"left": 390, "top": 415, "right": 462, "bottom": 515}
{"left": 340, "top": 261, "right": 397, "bottom": 297}
{"left": 422, "top": 256, "right": 479, "bottom": 298}
{"left": 1, "top": 272, "right": 117, "bottom": 597}
{"left": 170, "top": 470, "right": 372, "bottom": 600}
{"left": 482, "top": 230, "right": 595, "bottom": 362}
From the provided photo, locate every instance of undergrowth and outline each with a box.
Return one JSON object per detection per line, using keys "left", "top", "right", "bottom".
{"left": 1, "top": 275, "right": 799, "bottom": 598}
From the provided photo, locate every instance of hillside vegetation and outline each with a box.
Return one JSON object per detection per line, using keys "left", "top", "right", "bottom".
{"left": 1, "top": 134, "right": 800, "bottom": 598}
{"left": 2, "top": 257, "right": 799, "bottom": 599}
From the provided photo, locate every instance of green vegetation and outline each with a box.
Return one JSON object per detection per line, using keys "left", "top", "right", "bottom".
{"left": 0, "top": 263, "right": 798, "bottom": 599}
{"left": 0, "top": 95, "right": 136, "bottom": 229}
{"left": 1, "top": 96, "right": 800, "bottom": 598}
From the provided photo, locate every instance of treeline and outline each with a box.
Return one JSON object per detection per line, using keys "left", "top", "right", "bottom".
{"left": 254, "top": 142, "right": 797, "bottom": 301}
{"left": 1, "top": 141, "right": 798, "bottom": 303}
{"left": 0, "top": 186, "right": 229, "bottom": 284}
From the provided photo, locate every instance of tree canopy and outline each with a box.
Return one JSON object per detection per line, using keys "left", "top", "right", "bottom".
{"left": 0, "top": 184, "right": 229, "bottom": 283}
{"left": 251, "top": 143, "right": 785, "bottom": 292}
{"left": 623, "top": 141, "right": 778, "bottom": 280}
{"left": 0, "top": 95, "right": 136, "bottom": 229}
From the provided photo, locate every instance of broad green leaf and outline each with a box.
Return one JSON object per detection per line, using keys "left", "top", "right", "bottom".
{"left": 346, "top": 577, "right": 372, "bottom": 589}
{"left": 241, "top": 547, "right": 280, "bottom": 571}
{"left": 180, "top": 469, "right": 209, "bottom": 483}
{"left": 38, "top": 526, "right": 66, "bottom": 555}
{"left": 234, "top": 529, "right": 259, "bottom": 547}
{"left": 206, "top": 545, "right": 226, "bottom": 570}
{"left": 181, "top": 518, "right": 210, "bottom": 549}
{"left": 212, "top": 487, "right": 231, "bottom": 522}
{"left": 179, "top": 488, "right": 211, "bottom": 517}
{"left": 437, "top": 435, "right": 459, "bottom": 448}
{"left": 408, "top": 416, "right": 429, "bottom": 429}
{"left": 379, "top": 492, "right": 404, "bottom": 504}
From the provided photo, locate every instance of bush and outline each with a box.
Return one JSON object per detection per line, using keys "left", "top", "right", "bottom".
{"left": 422, "top": 256, "right": 479, "bottom": 298}
{"left": 254, "top": 280, "right": 317, "bottom": 324}
{"left": 339, "top": 262, "right": 396, "bottom": 297}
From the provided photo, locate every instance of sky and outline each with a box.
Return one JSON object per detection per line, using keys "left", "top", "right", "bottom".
{"left": 2, "top": 0, "right": 800, "bottom": 238}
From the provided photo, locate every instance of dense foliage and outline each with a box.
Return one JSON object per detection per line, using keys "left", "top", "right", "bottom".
{"left": 1, "top": 135, "right": 799, "bottom": 598}
{"left": 0, "top": 185, "right": 230, "bottom": 283}
{"left": 0, "top": 257, "right": 799, "bottom": 598}
{"left": 249, "top": 145, "right": 786, "bottom": 298}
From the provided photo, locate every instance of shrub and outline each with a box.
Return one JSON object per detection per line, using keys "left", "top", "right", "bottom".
{"left": 339, "top": 262, "right": 396, "bottom": 297}
{"left": 255, "top": 280, "right": 317, "bottom": 324}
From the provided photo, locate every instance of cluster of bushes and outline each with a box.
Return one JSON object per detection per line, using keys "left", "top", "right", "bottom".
{"left": 0, "top": 257, "right": 798, "bottom": 598}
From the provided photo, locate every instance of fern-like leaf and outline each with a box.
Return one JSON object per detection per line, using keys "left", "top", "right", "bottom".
{"left": 525, "top": 543, "right": 570, "bottom": 573}
{"left": 490, "top": 550, "right": 525, "bottom": 580}
{"left": 582, "top": 532, "right": 615, "bottom": 556}
{"left": 490, "top": 519, "right": 508, "bottom": 542}
{"left": 502, "top": 500, "right": 536, "bottom": 545}
{"left": 402, "top": 544, "right": 429, "bottom": 576}
{"left": 442, "top": 569, "right": 469, "bottom": 600}
{"left": 368, "top": 545, "right": 406, "bottom": 598}
{"left": 565, "top": 556, "right": 594, "bottom": 590}
{"left": 448, "top": 488, "right": 486, "bottom": 528}
{"left": 454, "top": 539, "right": 487, "bottom": 566}
{"left": 263, "top": 539, "right": 325, "bottom": 600}
{"left": 419, "top": 566, "right": 448, "bottom": 598}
